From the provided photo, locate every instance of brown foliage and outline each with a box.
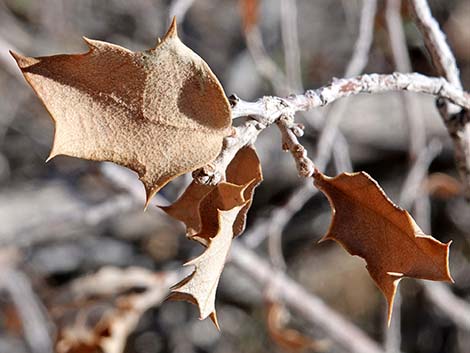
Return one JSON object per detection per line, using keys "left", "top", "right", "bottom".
{"left": 169, "top": 205, "right": 247, "bottom": 328}
{"left": 162, "top": 145, "right": 263, "bottom": 244}
{"left": 314, "top": 171, "right": 453, "bottom": 324}
{"left": 11, "top": 19, "right": 231, "bottom": 206}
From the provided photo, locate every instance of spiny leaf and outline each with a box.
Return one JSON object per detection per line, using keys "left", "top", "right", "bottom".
{"left": 11, "top": 18, "right": 231, "bottom": 206}
{"left": 169, "top": 204, "right": 246, "bottom": 328}
{"left": 313, "top": 171, "right": 453, "bottom": 325}
{"left": 160, "top": 182, "right": 213, "bottom": 236}
{"left": 161, "top": 146, "right": 263, "bottom": 240}
{"left": 193, "top": 182, "right": 248, "bottom": 245}
{"left": 225, "top": 146, "right": 263, "bottom": 235}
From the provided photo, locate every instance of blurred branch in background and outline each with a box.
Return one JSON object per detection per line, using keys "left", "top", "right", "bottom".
{"left": 421, "top": 281, "right": 470, "bottom": 331}
{"left": 55, "top": 267, "right": 181, "bottom": 353}
{"left": 0, "top": 36, "right": 20, "bottom": 77}
{"left": 314, "top": 0, "right": 376, "bottom": 172}
{"left": 230, "top": 242, "right": 385, "bottom": 353}
{"left": 280, "top": 0, "right": 302, "bottom": 93}
{"left": 386, "top": 0, "right": 425, "bottom": 161}
{"left": 168, "top": 0, "right": 195, "bottom": 24}
{"left": 410, "top": 0, "right": 470, "bottom": 199}
{"left": 0, "top": 249, "right": 54, "bottom": 353}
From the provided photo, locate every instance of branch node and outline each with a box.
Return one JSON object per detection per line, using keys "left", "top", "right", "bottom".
{"left": 276, "top": 115, "right": 316, "bottom": 177}
{"left": 228, "top": 94, "right": 240, "bottom": 108}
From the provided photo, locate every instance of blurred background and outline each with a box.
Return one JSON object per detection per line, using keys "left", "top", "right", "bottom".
{"left": 0, "top": 0, "right": 469, "bottom": 352}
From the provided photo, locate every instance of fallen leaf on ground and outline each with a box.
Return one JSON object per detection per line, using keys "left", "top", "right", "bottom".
{"left": 169, "top": 204, "right": 246, "bottom": 328}
{"left": 313, "top": 171, "right": 453, "bottom": 325}
{"left": 11, "top": 18, "right": 231, "bottom": 206}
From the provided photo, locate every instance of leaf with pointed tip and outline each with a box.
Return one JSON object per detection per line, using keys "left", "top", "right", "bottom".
{"left": 313, "top": 171, "right": 453, "bottom": 325}
{"left": 169, "top": 204, "right": 246, "bottom": 328}
{"left": 160, "top": 182, "right": 213, "bottom": 236}
{"left": 11, "top": 19, "right": 231, "bottom": 206}
{"left": 161, "top": 146, "right": 263, "bottom": 239}
{"left": 192, "top": 182, "right": 248, "bottom": 245}
{"left": 226, "top": 146, "right": 263, "bottom": 235}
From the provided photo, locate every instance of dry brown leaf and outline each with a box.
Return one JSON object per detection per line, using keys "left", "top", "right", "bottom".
{"left": 161, "top": 146, "right": 263, "bottom": 239}
{"left": 226, "top": 146, "right": 263, "bottom": 235}
{"left": 169, "top": 204, "right": 246, "bottom": 328}
{"left": 193, "top": 182, "right": 248, "bottom": 245}
{"left": 313, "top": 171, "right": 453, "bottom": 325}
{"left": 161, "top": 181, "right": 245, "bottom": 244}
{"left": 266, "top": 300, "right": 328, "bottom": 353}
{"left": 160, "top": 182, "right": 213, "bottom": 235}
{"left": 11, "top": 19, "right": 231, "bottom": 206}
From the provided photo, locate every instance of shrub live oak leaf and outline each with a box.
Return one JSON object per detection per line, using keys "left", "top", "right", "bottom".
{"left": 313, "top": 171, "right": 453, "bottom": 324}
{"left": 193, "top": 182, "right": 248, "bottom": 245}
{"left": 10, "top": 19, "right": 231, "bottom": 205}
{"left": 169, "top": 204, "right": 247, "bottom": 329}
{"left": 164, "top": 148, "right": 262, "bottom": 325}
{"left": 161, "top": 145, "right": 263, "bottom": 243}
